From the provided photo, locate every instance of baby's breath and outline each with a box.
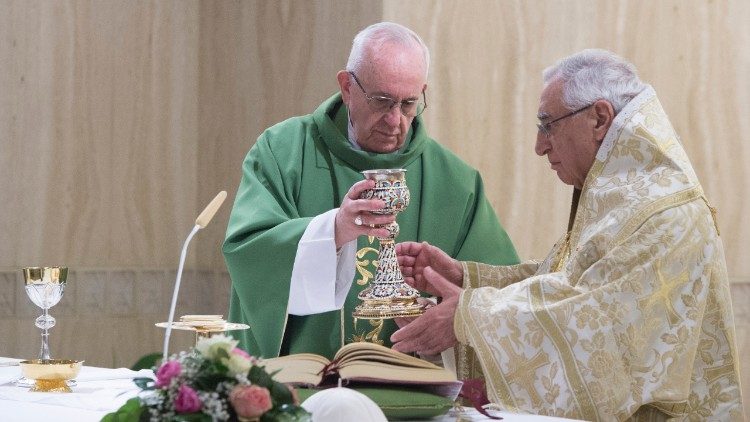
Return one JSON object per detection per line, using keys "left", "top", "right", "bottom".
{"left": 121, "top": 334, "right": 309, "bottom": 421}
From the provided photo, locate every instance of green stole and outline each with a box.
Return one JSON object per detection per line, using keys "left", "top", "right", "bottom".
{"left": 224, "top": 94, "right": 518, "bottom": 360}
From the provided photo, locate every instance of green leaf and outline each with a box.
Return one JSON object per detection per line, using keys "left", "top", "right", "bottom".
{"left": 247, "top": 366, "right": 294, "bottom": 405}
{"left": 205, "top": 358, "right": 229, "bottom": 375}
{"left": 261, "top": 404, "right": 312, "bottom": 422}
{"left": 216, "top": 347, "right": 230, "bottom": 360}
{"left": 130, "top": 352, "right": 162, "bottom": 371}
{"left": 133, "top": 377, "right": 155, "bottom": 390}
{"left": 101, "top": 398, "right": 144, "bottom": 422}
{"left": 248, "top": 365, "right": 275, "bottom": 387}
{"left": 193, "top": 373, "right": 233, "bottom": 391}
{"left": 173, "top": 412, "right": 213, "bottom": 422}
{"left": 269, "top": 380, "right": 293, "bottom": 405}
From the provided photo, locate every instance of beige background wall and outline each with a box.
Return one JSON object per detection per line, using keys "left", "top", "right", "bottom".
{"left": 1, "top": 0, "right": 748, "bottom": 414}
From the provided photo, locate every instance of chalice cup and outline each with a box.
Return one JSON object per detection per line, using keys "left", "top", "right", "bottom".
{"left": 353, "top": 169, "right": 424, "bottom": 332}
{"left": 19, "top": 267, "right": 68, "bottom": 387}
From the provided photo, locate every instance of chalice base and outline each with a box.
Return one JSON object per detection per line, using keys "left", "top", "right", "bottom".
{"left": 14, "top": 377, "right": 76, "bottom": 388}
{"left": 352, "top": 283, "right": 425, "bottom": 319}
{"left": 30, "top": 379, "right": 72, "bottom": 393}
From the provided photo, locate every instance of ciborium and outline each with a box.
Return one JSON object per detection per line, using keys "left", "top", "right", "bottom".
{"left": 353, "top": 169, "right": 424, "bottom": 323}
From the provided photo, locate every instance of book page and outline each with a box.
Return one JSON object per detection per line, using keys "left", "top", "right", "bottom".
{"left": 261, "top": 353, "right": 329, "bottom": 386}
{"left": 338, "top": 360, "right": 457, "bottom": 384}
{"left": 333, "top": 342, "right": 458, "bottom": 385}
{"left": 335, "top": 342, "right": 444, "bottom": 370}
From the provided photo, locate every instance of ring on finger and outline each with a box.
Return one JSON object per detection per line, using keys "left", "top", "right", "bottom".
{"left": 354, "top": 215, "right": 363, "bottom": 226}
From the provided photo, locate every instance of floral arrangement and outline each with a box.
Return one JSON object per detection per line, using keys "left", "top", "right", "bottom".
{"left": 103, "top": 335, "right": 311, "bottom": 422}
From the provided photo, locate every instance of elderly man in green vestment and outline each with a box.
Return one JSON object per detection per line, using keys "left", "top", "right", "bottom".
{"left": 392, "top": 49, "right": 743, "bottom": 420}
{"left": 222, "top": 22, "right": 519, "bottom": 362}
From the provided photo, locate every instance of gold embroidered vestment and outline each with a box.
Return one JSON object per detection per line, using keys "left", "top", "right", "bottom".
{"left": 455, "top": 87, "right": 743, "bottom": 421}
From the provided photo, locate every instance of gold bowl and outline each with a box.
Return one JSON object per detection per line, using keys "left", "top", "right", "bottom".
{"left": 19, "top": 359, "right": 83, "bottom": 392}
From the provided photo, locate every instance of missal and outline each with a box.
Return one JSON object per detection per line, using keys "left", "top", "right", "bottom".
{"left": 261, "top": 342, "right": 462, "bottom": 399}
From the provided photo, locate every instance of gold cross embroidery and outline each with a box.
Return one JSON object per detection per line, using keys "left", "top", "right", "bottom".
{"left": 639, "top": 256, "right": 688, "bottom": 327}
{"left": 499, "top": 337, "right": 550, "bottom": 407}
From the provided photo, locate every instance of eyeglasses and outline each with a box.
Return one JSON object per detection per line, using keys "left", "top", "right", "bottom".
{"left": 536, "top": 104, "right": 593, "bottom": 137}
{"left": 348, "top": 71, "right": 427, "bottom": 117}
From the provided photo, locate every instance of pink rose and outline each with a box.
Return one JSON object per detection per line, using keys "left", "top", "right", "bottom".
{"left": 229, "top": 385, "right": 272, "bottom": 419}
{"left": 155, "top": 360, "right": 181, "bottom": 388}
{"left": 232, "top": 347, "right": 251, "bottom": 359}
{"left": 174, "top": 385, "right": 202, "bottom": 413}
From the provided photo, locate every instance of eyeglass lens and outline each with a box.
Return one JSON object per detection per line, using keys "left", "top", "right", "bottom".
{"left": 349, "top": 71, "right": 426, "bottom": 117}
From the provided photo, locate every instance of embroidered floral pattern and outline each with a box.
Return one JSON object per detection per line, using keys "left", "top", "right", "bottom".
{"left": 457, "top": 90, "right": 742, "bottom": 420}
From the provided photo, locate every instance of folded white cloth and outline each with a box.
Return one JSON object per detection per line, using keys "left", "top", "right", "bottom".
{"left": 0, "top": 365, "right": 22, "bottom": 387}
{"left": 0, "top": 366, "right": 154, "bottom": 412}
{"left": 0, "top": 364, "right": 152, "bottom": 386}
{"left": 76, "top": 367, "right": 153, "bottom": 382}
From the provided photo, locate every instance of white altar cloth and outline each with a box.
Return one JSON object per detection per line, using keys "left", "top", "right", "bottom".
{"left": 0, "top": 357, "right": 577, "bottom": 421}
{"left": 0, "top": 357, "right": 151, "bottom": 422}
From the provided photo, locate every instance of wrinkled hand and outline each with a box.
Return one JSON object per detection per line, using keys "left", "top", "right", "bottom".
{"left": 390, "top": 267, "right": 463, "bottom": 355}
{"left": 396, "top": 241, "right": 462, "bottom": 296}
{"left": 334, "top": 179, "right": 396, "bottom": 249}
{"left": 393, "top": 297, "right": 436, "bottom": 328}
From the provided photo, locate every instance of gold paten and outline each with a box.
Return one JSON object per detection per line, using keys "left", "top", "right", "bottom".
{"left": 155, "top": 322, "right": 250, "bottom": 346}
{"left": 19, "top": 359, "right": 83, "bottom": 393}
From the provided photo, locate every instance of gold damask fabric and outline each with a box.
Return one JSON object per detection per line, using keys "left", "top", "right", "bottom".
{"left": 455, "top": 87, "right": 743, "bottom": 421}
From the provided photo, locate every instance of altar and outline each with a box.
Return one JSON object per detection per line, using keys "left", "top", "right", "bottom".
{"left": 0, "top": 357, "right": 579, "bottom": 421}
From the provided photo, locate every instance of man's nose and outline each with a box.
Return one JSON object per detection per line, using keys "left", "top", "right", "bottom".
{"left": 382, "top": 104, "right": 402, "bottom": 126}
{"left": 535, "top": 131, "right": 550, "bottom": 156}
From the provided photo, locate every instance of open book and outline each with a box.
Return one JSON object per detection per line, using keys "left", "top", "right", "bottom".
{"left": 262, "top": 342, "right": 462, "bottom": 399}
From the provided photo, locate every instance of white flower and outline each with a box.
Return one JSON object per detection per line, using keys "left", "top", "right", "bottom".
{"left": 225, "top": 352, "right": 252, "bottom": 377}
{"left": 195, "top": 334, "right": 238, "bottom": 360}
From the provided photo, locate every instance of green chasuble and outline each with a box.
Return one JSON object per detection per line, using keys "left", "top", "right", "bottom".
{"left": 223, "top": 93, "right": 519, "bottom": 360}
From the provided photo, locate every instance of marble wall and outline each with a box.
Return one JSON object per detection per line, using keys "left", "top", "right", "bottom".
{"left": 1, "top": 0, "right": 747, "bottom": 416}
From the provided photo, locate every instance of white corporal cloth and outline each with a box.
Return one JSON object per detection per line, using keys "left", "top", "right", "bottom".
{"left": 0, "top": 357, "right": 152, "bottom": 422}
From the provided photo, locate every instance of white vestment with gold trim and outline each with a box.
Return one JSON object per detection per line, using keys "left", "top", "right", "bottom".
{"left": 456, "top": 87, "right": 743, "bottom": 421}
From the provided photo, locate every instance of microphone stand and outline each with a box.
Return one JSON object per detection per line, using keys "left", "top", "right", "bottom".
{"left": 162, "top": 224, "right": 201, "bottom": 362}
{"left": 162, "top": 191, "right": 227, "bottom": 362}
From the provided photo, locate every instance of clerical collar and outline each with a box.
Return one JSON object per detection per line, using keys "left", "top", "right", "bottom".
{"left": 346, "top": 112, "right": 407, "bottom": 155}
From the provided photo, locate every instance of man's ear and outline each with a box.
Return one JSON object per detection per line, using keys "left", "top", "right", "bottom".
{"left": 337, "top": 70, "right": 352, "bottom": 103}
{"left": 592, "top": 99, "right": 615, "bottom": 142}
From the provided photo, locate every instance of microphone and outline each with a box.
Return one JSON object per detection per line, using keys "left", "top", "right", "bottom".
{"left": 162, "top": 191, "right": 227, "bottom": 362}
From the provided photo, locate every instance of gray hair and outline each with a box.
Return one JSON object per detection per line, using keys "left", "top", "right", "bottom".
{"left": 346, "top": 22, "right": 430, "bottom": 79}
{"left": 543, "top": 49, "right": 647, "bottom": 114}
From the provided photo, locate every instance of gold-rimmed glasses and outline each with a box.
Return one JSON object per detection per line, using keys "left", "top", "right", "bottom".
{"left": 348, "top": 71, "right": 427, "bottom": 117}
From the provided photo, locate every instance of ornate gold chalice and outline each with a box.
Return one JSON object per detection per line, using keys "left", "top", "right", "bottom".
{"left": 17, "top": 267, "right": 68, "bottom": 387}
{"left": 353, "top": 169, "right": 424, "bottom": 338}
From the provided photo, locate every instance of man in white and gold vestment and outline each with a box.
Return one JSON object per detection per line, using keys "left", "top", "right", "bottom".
{"left": 390, "top": 49, "right": 744, "bottom": 421}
